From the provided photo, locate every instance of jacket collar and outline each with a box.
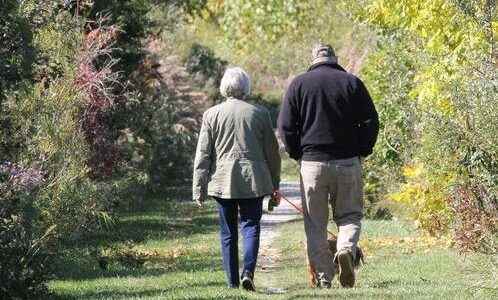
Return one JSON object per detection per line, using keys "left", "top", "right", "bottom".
{"left": 226, "top": 97, "right": 245, "bottom": 102}
{"left": 307, "top": 61, "right": 347, "bottom": 72}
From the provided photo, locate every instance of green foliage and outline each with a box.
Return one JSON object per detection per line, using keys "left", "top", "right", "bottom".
{"left": 180, "top": 0, "right": 209, "bottom": 16}
{"left": 185, "top": 43, "right": 227, "bottom": 103}
{"left": 187, "top": 0, "right": 367, "bottom": 100}
{"left": 351, "top": 0, "right": 497, "bottom": 250}
{"left": 0, "top": 163, "right": 53, "bottom": 299}
{"left": 0, "top": 1, "right": 33, "bottom": 95}
{"left": 111, "top": 50, "right": 200, "bottom": 196}
{"left": 84, "top": 0, "right": 152, "bottom": 75}
{"left": 1, "top": 0, "right": 120, "bottom": 242}
{"left": 0, "top": 1, "right": 33, "bottom": 160}
{"left": 186, "top": 43, "right": 227, "bottom": 85}
{"left": 0, "top": 0, "right": 214, "bottom": 293}
{"left": 0, "top": 203, "right": 53, "bottom": 299}
{"left": 360, "top": 36, "right": 417, "bottom": 218}
{"left": 219, "top": 0, "right": 312, "bottom": 47}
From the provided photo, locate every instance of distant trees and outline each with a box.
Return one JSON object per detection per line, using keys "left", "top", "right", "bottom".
{"left": 189, "top": 0, "right": 497, "bottom": 252}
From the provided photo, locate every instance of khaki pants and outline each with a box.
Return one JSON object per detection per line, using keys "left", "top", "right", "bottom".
{"left": 300, "top": 157, "right": 363, "bottom": 282}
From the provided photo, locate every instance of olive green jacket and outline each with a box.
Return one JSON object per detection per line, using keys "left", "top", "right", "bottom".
{"left": 192, "top": 98, "right": 281, "bottom": 200}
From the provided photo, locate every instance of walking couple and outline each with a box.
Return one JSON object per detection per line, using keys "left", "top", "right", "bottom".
{"left": 192, "top": 43, "right": 379, "bottom": 291}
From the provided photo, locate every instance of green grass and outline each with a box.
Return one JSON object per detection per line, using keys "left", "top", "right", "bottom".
{"left": 259, "top": 220, "right": 497, "bottom": 299}
{"left": 49, "top": 198, "right": 231, "bottom": 300}
{"left": 281, "top": 156, "right": 299, "bottom": 182}
{"left": 49, "top": 198, "right": 497, "bottom": 299}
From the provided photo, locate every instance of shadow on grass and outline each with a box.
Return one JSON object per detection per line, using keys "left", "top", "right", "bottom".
{"left": 51, "top": 280, "right": 230, "bottom": 300}
{"left": 53, "top": 198, "right": 220, "bottom": 281}
{"left": 73, "top": 199, "right": 219, "bottom": 246}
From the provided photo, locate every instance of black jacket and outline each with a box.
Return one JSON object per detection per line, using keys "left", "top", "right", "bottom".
{"left": 278, "top": 62, "right": 379, "bottom": 161}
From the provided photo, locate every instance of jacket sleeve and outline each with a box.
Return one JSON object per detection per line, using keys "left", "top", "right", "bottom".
{"left": 278, "top": 81, "right": 302, "bottom": 160}
{"left": 354, "top": 78, "right": 379, "bottom": 157}
{"left": 192, "top": 112, "right": 213, "bottom": 201}
{"left": 263, "top": 111, "right": 281, "bottom": 190}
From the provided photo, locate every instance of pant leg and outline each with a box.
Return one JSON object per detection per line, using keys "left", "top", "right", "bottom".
{"left": 238, "top": 197, "right": 263, "bottom": 274}
{"left": 330, "top": 157, "right": 363, "bottom": 260}
{"left": 215, "top": 198, "right": 240, "bottom": 287}
{"left": 300, "top": 161, "right": 335, "bottom": 281}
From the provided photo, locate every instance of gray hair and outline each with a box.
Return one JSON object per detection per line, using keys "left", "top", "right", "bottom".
{"left": 219, "top": 67, "right": 251, "bottom": 99}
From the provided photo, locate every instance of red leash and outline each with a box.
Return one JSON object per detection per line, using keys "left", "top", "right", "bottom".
{"left": 277, "top": 192, "right": 337, "bottom": 238}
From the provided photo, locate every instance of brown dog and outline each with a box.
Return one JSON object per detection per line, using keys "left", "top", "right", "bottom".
{"left": 307, "top": 235, "right": 364, "bottom": 287}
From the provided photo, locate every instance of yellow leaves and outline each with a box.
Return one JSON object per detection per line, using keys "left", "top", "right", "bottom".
{"left": 164, "top": 246, "right": 189, "bottom": 260}
{"left": 366, "top": 1, "right": 389, "bottom": 26}
{"left": 362, "top": 0, "right": 485, "bottom": 57}
{"left": 359, "top": 233, "right": 451, "bottom": 257}
{"left": 409, "top": 66, "right": 456, "bottom": 117}
{"left": 38, "top": 135, "right": 57, "bottom": 157}
{"left": 402, "top": 164, "right": 423, "bottom": 178}
{"left": 390, "top": 162, "right": 455, "bottom": 234}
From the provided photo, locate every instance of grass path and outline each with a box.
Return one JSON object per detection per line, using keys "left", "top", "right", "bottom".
{"left": 49, "top": 185, "right": 497, "bottom": 299}
{"left": 258, "top": 182, "right": 302, "bottom": 294}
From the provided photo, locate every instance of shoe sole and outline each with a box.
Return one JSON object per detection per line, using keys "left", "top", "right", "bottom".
{"left": 338, "top": 252, "right": 355, "bottom": 288}
{"left": 241, "top": 277, "right": 255, "bottom": 291}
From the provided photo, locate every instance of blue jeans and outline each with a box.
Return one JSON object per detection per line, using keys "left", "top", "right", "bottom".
{"left": 215, "top": 197, "right": 263, "bottom": 287}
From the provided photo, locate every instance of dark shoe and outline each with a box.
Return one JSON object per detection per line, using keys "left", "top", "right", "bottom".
{"left": 337, "top": 250, "right": 355, "bottom": 288}
{"left": 241, "top": 270, "right": 255, "bottom": 291}
{"left": 318, "top": 277, "right": 332, "bottom": 289}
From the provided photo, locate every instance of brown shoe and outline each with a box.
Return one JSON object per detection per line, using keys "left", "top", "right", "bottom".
{"left": 337, "top": 250, "right": 355, "bottom": 288}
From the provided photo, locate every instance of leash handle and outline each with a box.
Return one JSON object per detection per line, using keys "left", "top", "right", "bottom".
{"left": 278, "top": 192, "right": 337, "bottom": 238}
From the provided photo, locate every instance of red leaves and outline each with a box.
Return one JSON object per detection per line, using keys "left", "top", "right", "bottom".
{"left": 75, "top": 22, "right": 121, "bottom": 179}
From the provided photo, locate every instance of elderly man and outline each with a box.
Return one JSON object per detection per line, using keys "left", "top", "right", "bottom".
{"left": 278, "top": 44, "right": 379, "bottom": 288}
{"left": 193, "top": 67, "right": 281, "bottom": 291}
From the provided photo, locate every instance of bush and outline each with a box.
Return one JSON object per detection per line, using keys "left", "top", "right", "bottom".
{"left": 350, "top": 0, "right": 497, "bottom": 249}
{"left": 76, "top": 22, "right": 121, "bottom": 179}
{"left": 185, "top": 43, "right": 227, "bottom": 104}
{"left": 1, "top": 0, "right": 120, "bottom": 238}
{"left": 0, "top": 1, "right": 217, "bottom": 294}
{"left": 450, "top": 183, "right": 497, "bottom": 254}
{"left": 0, "top": 0, "right": 34, "bottom": 160}
{"left": 359, "top": 36, "right": 417, "bottom": 219}
{"left": 0, "top": 162, "right": 54, "bottom": 299}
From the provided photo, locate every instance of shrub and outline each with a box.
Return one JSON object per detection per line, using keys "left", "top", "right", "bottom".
{"left": 0, "top": 162, "right": 54, "bottom": 299}
{"left": 2, "top": 1, "right": 119, "bottom": 239}
{"left": 349, "top": 0, "right": 497, "bottom": 248}
{"left": 76, "top": 21, "right": 121, "bottom": 179}
{"left": 185, "top": 43, "right": 227, "bottom": 104}
{"left": 390, "top": 164, "right": 453, "bottom": 234}
{"left": 359, "top": 36, "right": 417, "bottom": 218}
{"left": 450, "top": 183, "right": 497, "bottom": 254}
{"left": 0, "top": 0, "right": 34, "bottom": 160}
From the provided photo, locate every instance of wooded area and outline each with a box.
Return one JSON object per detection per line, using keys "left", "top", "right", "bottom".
{"left": 1, "top": 0, "right": 496, "bottom": 298}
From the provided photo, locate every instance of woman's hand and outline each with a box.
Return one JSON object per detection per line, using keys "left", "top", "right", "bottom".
{"left": 268, "top": 190, "right": 281, "bottom": 211}
{"left": 195, "top": 196, "right": 204, "bottom": 208}
{"left": 272, "top": 190, "right": 281, "bottom": 205}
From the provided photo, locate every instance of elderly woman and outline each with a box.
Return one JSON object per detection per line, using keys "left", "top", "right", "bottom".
{"left": 192, "top": 67, "right": 281, "bottom": 290}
